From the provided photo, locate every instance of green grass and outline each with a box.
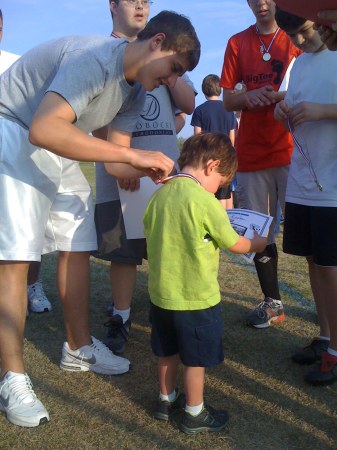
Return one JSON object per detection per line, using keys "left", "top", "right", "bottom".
{"left": 1, "top": 163, "right": 336, "bottom": 449}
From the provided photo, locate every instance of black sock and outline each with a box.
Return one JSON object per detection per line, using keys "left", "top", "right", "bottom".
{"left": 253, "top": 243, "right": 281, "bottom": 300}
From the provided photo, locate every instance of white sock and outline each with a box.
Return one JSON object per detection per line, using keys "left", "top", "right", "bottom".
{"left": 327, "top": 347, "right": 337, "bottom": 357}
{"left": 159, "top": 390, "right": 176, "bottom": 402}
{"left": 185, "top": 402, "right": 204, "bottom": 416}
{"left": 113, "top": 307, "right": 130, "bottom": 323}
{"left": 272, "top": 300, "right": 282, "bottom": 306}
{"left": 319, "top": 336, "right": 330, "bottom": 341}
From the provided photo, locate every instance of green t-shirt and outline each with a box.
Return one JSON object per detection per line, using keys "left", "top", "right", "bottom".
{"left": 143, "top": 177, "right": 239, "bottom": 310}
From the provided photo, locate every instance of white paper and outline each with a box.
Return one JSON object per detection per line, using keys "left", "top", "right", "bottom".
{"left": 118, "top": 177, "right": 161, "bottom": 239}
{"left": 226, "top": 208, "right": 273, "bottom": 263}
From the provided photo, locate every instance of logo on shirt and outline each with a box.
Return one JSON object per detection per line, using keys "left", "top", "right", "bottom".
{"left": 245, "top": 59, "right": 284, "bottom": 86}
{"left": 140, "top": 94, "right": 160, "bottom": 121}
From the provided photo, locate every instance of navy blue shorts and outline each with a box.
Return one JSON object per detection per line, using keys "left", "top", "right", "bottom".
{"left": 150, "top": 303, "right": 224, "bottom": 367}
{"left": 283, "top": 202, "right": 337, "bottom": 266}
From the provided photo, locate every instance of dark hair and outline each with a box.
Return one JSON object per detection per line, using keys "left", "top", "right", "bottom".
{"left": 109, "top": 0, "right": 118, "bottom": 19}
{"left": 178, "top": 133, "right": 237, "bottom": 181}
{"left": 137, "top": 11, "right": 200, "bottom": 71}
{"left": 0, "top": 9, "right": 2, "bottom": 22}
{"left": 275, "top": 6, "right": 306, "bottom": 32}
{"left": 202, "top": 74, "right": 221, "bottom": 97}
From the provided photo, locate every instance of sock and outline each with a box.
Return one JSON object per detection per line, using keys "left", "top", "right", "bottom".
{"left": 253, "top": 244, "right": 281, "bottom": 300}
{"left": 159, "top": 390, "right": 176, "bottom": 402}
{"left": 319, "top": 336, "right": 330, "bottom": 341}
{"left": 327, "top": 347, "right": 337, "bottom": 357}
{"left": 185, "top": 402, "right": 204, "bottom": 416}
{"left": 113, "top": 307, "right": 130, "bottom": 323}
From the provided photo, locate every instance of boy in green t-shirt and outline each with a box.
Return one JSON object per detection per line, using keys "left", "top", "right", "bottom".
{"left": 143, "top": 132, "right": 266, "bottom": 434}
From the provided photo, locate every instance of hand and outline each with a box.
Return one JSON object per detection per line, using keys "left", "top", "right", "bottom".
{"left": 251, "top": 232, "right": 267, "bottom": 253}
{"left": 117, "top": 178, "right": 140, "bottom": 192}
{"left": 318, "top": 9, "right": 337, "bottom": 30}
{"left": 245, "top": 85, "right": 276, "bottom": 109}
{"left": 289, "top": 102, "right": 324, "bottom": 127}
{"left": 316, "top": 24, "right": 337, "bottom": 51}
{"left": 274, "top": 100, "right": 290, "bottom": 122}
{"left": 129, "top": 149, "right": 174, "bottom": 183}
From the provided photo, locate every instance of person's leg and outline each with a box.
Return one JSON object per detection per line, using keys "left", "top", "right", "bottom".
{"left": 184, "top": 366, "right": 205, "bottom": 407}
{"left": 57, "top": 251, "right": 91, "bottom": 349}
{"left": 27, "top": 261, "right": 41, "bottom": 285}
{"left": 110, "top": 261, "right": 136, "bottom": 312}
{"left": 158, "top": 354, "right": 180, "bottom": 396}
{"left": 307, "top": 257, "right": 330, "bottom": 338}
{"left": 0, "top": 262, "right": 28, "bottom": 376}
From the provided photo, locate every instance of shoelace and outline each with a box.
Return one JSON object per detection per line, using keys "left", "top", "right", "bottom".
{"left": 8, "top": 375, "right": 36, "bottom": 404}
{"left": 104, "top": 317, "right": 129, "bottom": 341}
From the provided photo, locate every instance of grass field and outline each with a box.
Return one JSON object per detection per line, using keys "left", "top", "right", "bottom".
{"left": 1, "top": 163, "right": 337, "bottom": 449}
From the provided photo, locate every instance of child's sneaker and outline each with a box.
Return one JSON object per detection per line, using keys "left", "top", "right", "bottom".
{"left": 28, "top": 280, "right": 52, "bottom": 313}
{"left": 0, "top": 371, "right": 49, "bottom": 427}
{"left": 246, "top": 297, "right": 285, "bottom": 328}
{"left": 103, "top": 315, "right": 131, "bottom": 355}
{"left": 60, "top": 336, "right": 130, "bottom": 375}
{"left": 304, "top": 351, "right": 337, "bottom": 386}
{"left": 292, "top": 337, "right": 329, "bottom": 365}
{"left": 154, "top": 391, "right": 185, "bottom": 421}
{"left": 173, "top": 403, "right": 229, "bottom": 435}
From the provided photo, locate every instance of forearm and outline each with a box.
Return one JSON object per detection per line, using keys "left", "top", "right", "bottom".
{"left": 169, "top": 78, "right": 195, "bottom": 114}
{"left": 104, "top": 162, "right": 146, "bottom": 178}
{"left": 223, "top": 90, "right": 248, "bottom": 112}
{"left": 228, "top": 236, "right": 252, "bottom": 254}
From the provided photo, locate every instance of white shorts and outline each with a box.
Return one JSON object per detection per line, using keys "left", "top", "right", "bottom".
{"left": 235, "top": 166, "right": 289, "bottom": 245}
{"left": 0, "top": 119, "right": 97, "bottom": 261}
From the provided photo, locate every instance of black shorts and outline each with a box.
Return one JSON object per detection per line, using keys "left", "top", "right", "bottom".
{"left": 150, "top": 303, "right": 224, "bottom": 367}
{"left": 92, "top": 200, "right": 147, "bottom": 264}
{"left": 283, "top": 202, "right": 337, "bottom": 266}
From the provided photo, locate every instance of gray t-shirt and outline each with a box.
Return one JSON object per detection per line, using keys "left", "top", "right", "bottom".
{"left": 0, "top": 35, "right": 145, "bottom": 134}
{"left": 95, "top": 74, "right": 196, "bottom": 204}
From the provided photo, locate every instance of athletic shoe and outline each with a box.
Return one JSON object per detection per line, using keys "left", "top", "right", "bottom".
{"left": 154, "top": 391, "right": 185, "bottom": 421}
{"left": 304, "top": 351, "right": 337, "bottom": 386}
{"left": 173, "top": 403, "right": 229, "bottom": 435}
{"left": 103, "top": 315, "right": 131, "bottom": 355}
{"left": 246, "top": 298, "right": 285, "bottom": 329}
{"left": 60, "top": 336, "right": 130, "bottom": 375}
{"left": 0, "top": 371, "right": 49, "bottom": 427}
{"left": 28, "top": 280, "right": 52, "bottom": 313}
{"left": 292, "top": 337, "right": 329, "bottom": 365}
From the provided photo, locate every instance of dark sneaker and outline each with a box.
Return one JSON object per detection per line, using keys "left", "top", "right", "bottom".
{"left": 292, "top": 337, "right": 329, "bottom": 365}
{"left": 246, "top": 298, "right": 285, "bottom": 329}
{"left": 173, "top": 404, "right": 229, "bottom": 435}
{"left": 154, "top": 391, "right": 185, "bottom": 421}
{"left": 103, "top": 315, "right": 131, "bottom": 355}
{"left": 304, "top": 351, "right": 337, "bottom": 386}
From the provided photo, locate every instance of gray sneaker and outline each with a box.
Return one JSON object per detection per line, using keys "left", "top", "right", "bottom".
{"left": 0, "top": 371, "right": 49, "bottom": 427}
{"left": 292, "top": 337, "right": 329, "bottom": 365}
{"left": 154, "top": 391, "right": 185, "bottom": 421}
{"left": 60, "top": 336, "right": 130, "bottom": 375}
{"left": 173, "top": 403, "right": 229, "bottom": 435}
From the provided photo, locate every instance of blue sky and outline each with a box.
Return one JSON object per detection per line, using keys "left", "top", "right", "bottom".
{"left": 1, "top": 0, "right": 255, "bottom": 137}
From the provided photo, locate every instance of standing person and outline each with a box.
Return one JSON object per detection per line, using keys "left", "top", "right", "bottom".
{"left": 220, "top": 0, "right": 301, "bottom": 328}
{"left": 274, "top": 8, "right": 337, "bottom": 386}
{"left": 94, "top": 0, "right": 196, "bottom": 355}
{"left": 191, "top": 74, "right": 236, "bottom": 209}
{"left": 0, "top": 10, "right": 200, "bottom": 427}
{"left": 143, "top": 133, "right": 267, "bottom": 434}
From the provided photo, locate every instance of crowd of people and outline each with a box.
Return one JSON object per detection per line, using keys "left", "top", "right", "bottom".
{"left": 0, "top": 0, "right": 337, "bottom": 437}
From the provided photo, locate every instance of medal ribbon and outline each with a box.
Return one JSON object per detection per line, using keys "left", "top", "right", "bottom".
{"left": 160, "top": 173, "right": 201, "bottom": 185}
{"left": 288, "top": 119, "right": 323, "bottom": 191}
{"left": 255, "top": 26, "right": 280, "bottom": 58}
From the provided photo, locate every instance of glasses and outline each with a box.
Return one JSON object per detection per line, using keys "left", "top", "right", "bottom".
{"left": 122, "top": 0, "right": 153, "bottom": 6}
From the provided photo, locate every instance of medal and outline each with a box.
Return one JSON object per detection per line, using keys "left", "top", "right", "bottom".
{"left": 256, "top": 26, "right": 280, "bottom": 62}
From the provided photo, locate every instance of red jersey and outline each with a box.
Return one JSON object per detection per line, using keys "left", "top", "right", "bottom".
{"left": 220, "top": 25, "right": 301, "bottom": 172}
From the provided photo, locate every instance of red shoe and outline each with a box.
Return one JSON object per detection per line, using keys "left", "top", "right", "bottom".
{"left": 304, "top": 351, "right": 337, "bottom": 386}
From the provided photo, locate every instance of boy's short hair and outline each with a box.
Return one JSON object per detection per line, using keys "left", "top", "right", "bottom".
{"left": 275, "top": 6, "right": 306, "bottom": 32}
{"left": 137, "top": 11, "right": 201, "bottom": 71}
{"left": 202, "top": 74, "right": 221, "bottom": 97}
{"left": 178, "top": 133, "right": 237, "bottom": 182}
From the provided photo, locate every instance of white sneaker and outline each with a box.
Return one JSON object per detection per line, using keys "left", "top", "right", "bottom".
{"left": 60, "top": 336, "right": 130, "bottom": 375}
{"left": 0, "top": 371, "right": 49, "bottom": 427}
{"left": 28, "top": 280, "right": 52, "bottom": 313}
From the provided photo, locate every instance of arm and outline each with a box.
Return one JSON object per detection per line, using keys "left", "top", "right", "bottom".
{"left": 223, "top": 86, "right": 278, "bottom": 112}
{"left": 194, "top": 125, "right": 202, "bottom": 135}
{"left": 169, "top": 77, "right": 195, "bottom": 114}
{"left": 29, "top": 92, "right": 174, "bottom": 181}
{"left": 228, "top": 232, "right": 267, "bottom": 254}
{"left": 229, "top": 129, "right": 235, "bottom": 146}
{"left": 175, "top": 112, "right": 186, "bottom": 134}
{"left": 289, "top": 102, "right": 337, "bottom": 127}
{"left": 274, "top": 100, "right": 291, "bottom": 130}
